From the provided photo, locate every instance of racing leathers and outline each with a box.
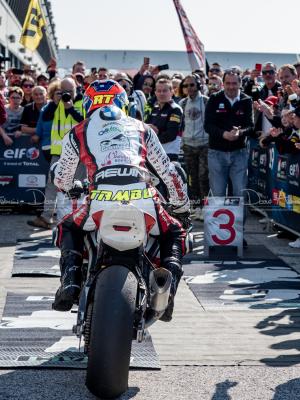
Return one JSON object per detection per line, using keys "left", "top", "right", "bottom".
{"left": 52, "top": 105, "right": 190, "bottom": 318}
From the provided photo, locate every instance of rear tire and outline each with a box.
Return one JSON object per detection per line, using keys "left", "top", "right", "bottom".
{"left": 86, "top": 265, "right": 137, "bottom": 399}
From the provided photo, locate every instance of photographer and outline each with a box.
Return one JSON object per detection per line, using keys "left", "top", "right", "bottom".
{"left": 27, "top": 77, "right": 85, "bottom": 230}
{"left": 43, "top": 77, "right": 85, "bottom": 158}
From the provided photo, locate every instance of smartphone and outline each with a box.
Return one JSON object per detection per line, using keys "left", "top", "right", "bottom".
{"left": 91, "top": 67, "right": 97, "bottom": 74}
{"left": 157, "top": 64, "right": 169, "bottom": 72}
{"left": 255, "top": 63, "right": 262, "bottom": 72}
{"left": 144, "top": 57, "right": 150, "bottom": 64}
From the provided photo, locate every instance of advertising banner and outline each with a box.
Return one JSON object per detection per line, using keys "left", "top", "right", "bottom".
{"left": 0, "top": 135, "right": 48, "bottom": 210}
{"left": 248, "top": 139, "right": 300, "bottom": 233}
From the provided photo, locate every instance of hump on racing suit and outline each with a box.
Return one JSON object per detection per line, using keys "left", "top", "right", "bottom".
{"left": 52, "top": 104, "right": 189, "bottom": 215}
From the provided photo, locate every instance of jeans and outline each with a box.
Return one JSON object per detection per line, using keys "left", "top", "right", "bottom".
{"left": 208, "top": 148, "right": 249, "bottom": 197}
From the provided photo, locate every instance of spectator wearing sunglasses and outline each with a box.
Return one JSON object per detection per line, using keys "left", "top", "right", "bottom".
{"left": 244, "top": 62, "right": 281, "bottom": 102}
{"left": 193, "top": 68, "right": 208, "bottom": 95}
{"left": 21, "top": 76, "right": 35, "bottom": 106}
{"left": 208, "top": 63, "right": 223, "bottom": 78}
{"left": 180, "top": 74, "right": 209, "bottom": 221}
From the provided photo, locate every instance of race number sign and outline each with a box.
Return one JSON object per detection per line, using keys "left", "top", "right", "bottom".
{"left": 204, "top": 197, "right": 244, "bottom": 257}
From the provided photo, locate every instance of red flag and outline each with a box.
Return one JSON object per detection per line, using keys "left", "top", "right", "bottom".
{"left": 173, "top": 0, "right": 205, "bottom": 70}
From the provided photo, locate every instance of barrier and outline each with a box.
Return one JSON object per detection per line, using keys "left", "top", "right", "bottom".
{"left": 0, "top": 135, "right": 49, "bottom": 210}
{"left": 247, "top": 138, "right": 300, "bottom": 234}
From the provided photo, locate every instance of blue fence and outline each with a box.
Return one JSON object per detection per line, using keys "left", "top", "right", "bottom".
{"left": 248, "top": 138, "right": 300, "bottom": 233}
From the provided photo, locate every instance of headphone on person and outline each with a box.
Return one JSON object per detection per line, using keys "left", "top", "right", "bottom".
{"left": 192, "top": 73, "right": 202, "bottom": 91}
{"left": 183, "top": 74, "right": 202, "bottom": 91}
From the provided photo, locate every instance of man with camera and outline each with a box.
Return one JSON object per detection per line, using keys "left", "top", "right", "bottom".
{"left": 28, "top": 77, "right": 85, "bottom": 229}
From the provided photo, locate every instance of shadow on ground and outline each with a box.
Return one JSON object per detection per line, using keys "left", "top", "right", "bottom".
{"left": 256, "top": 309, "right": 300, "bottom": 366}
{"left": 211, "top": 379, "right": 238, "bottom": 400}
{"left": 0, "top": 369, "right": 140, "bottom": 400}
{"left": 272, "top": 378, "right": 300, "bottom": 399}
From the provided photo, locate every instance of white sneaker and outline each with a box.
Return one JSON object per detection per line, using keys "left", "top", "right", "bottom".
{"left": 288, "top": 238, "right": 300, "bottom": 248}
{"left": 259, "top": 217, "right": 269, "bottom": 224}
{"left": 193, "top": 208, "right": 204, "bottom": 222}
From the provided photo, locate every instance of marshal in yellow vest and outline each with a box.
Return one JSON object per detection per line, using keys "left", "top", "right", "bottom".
{"left": 50, "top": 99, "right": 85, "bottom": 155}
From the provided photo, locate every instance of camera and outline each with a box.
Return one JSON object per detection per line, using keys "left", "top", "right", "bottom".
{"left": 61, "top": 92, "right": 72, "bottom": 102}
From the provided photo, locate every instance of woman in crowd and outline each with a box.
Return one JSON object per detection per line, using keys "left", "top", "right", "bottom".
{"left": 21, "top": 76, "right": 35, "bottom": 107}
{"left": 0, "top": 86, "right": 24, "bottom": 146}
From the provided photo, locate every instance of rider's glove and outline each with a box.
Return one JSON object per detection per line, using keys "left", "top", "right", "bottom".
{"left": 167, "top": 201, "right": 191, "bottom": 230}
{"left": 66, "top": 180, "right": 84, "bottom": 199}
{"left": 172, "top": 211, "right": 192, "bottom": 230}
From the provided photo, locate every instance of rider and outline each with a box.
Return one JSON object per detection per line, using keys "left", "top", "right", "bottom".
{"left": 51, "top": 79, "right": 190, "bottom": 321}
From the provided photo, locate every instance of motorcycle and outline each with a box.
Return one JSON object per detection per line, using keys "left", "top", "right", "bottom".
{"left": 68, "top": 183, "right": 192, "bottom": 399}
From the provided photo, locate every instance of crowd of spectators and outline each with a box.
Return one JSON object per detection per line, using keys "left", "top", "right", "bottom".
{"left": 1, "top": 57, "right": 300, "bottom": 246}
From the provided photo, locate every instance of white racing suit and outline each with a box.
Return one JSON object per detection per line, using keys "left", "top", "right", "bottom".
{"left": 52, "top": 106, "right": 190, "bottom": 313}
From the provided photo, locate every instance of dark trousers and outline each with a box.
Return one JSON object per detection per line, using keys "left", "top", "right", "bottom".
{"left": 183, "top": 144, "right": 209, "bottom": 209}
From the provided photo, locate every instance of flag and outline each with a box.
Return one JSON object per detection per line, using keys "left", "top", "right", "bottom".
{"left": 20, "top": 0, "right": 46, "bottom": 51}
{"left": 173, "top": 0, "right": 205, "bottom": 71}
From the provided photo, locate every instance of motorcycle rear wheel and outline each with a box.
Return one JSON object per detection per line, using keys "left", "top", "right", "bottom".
{"left": 86, "top": 265, "right": 137, "bottom": 399}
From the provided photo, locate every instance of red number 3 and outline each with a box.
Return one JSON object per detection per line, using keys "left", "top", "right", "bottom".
{"left": 211, "top": 209, "right": 236, "bottom": 245}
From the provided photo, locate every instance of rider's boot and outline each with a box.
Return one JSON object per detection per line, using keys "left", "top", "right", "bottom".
{"left": 159, "top": 257, "right": 183, "bottom": 322}
{"left": 52, "top": 250, "right": 82, "bottom": 311}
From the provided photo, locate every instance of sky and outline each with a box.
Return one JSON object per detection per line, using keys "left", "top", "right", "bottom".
{"left": 51, "top": 0, "right": 300, "bottom": 54}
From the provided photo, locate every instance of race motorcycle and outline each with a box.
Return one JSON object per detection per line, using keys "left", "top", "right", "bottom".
{"left": 68, "top": 175, "right": 192, "bottom": 399}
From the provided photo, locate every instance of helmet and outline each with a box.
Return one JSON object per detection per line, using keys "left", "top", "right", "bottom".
{"left": 83, "top": 79, "right": 128, "bottom": 115}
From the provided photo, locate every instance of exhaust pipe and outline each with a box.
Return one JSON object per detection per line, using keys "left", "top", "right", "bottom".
{"left": 149, "top": 268, "right": 172, "bottom": 313}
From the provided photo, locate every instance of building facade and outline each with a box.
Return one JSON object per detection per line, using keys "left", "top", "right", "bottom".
{"left": 0, "top": 0, "right": 57, "bottom": 71}
{"left": 58, "top": 48, "right": 299, "bottom": 75}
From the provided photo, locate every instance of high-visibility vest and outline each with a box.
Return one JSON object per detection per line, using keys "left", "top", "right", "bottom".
{"left": 50, "top": 99, "right": 85, "bottom": 155}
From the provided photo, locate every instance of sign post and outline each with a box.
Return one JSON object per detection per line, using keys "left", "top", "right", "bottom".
{"left": 204, "top": 197, "right": 244, "bottom": 258}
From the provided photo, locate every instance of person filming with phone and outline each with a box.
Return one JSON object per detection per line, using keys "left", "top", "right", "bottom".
{"left": 244, "top": 62, "right": 281, "bottom": 101}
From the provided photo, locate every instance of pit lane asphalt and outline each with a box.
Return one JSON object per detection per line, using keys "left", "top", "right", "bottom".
{"left": 0, "top": 213, "right": 299, "bottom": 400}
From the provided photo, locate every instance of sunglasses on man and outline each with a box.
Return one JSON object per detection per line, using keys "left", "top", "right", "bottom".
{"left": 262, "top": 70, "right": 275, "bottom": 75}
{"left": 210, "top": 68, "right": 221, "bottom": 73}
{"left": 182, "top": 83, "right": 196, "bottom": 88}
